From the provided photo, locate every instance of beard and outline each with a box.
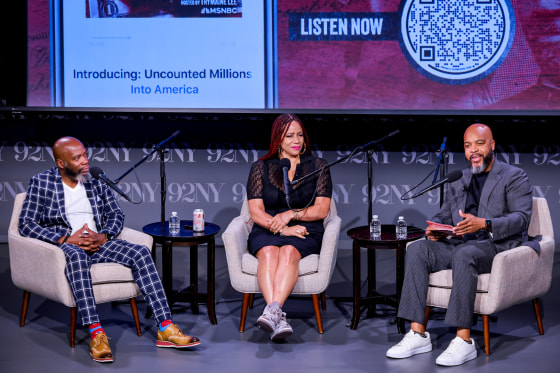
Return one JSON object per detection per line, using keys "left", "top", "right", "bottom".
{"left": 468, "top": 150, "right": 494, "bottom": 174}
{"left": 64, "top": 163, "right": 89, "bottom": 183}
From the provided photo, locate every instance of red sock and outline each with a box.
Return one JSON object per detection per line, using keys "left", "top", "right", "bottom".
{"left": 89, "top": 323, "right": 104, "bottom": 339}
{"left": 159, "top": 319, "right": 172, "bottom": 331}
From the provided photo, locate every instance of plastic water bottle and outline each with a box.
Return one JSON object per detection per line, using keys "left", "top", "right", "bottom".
{"left": 169, "top": 211, "right": 180, "bottom": 235}
{"left": 396, "top": 216, "right": 407, "bottom": 240}
{"left": 370, "top": 214, "right": 381, "bottom": 240}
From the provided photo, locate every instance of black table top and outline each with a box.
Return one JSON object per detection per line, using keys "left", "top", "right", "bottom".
{"left": 143, "top": 220, "right": 221, "bottom": 241}
{"left": 347, "top": 224, "right": 425, "bottom": 244}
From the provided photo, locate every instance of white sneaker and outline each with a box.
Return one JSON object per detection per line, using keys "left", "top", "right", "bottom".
{"left": 271, "top": 312, "right": 293, "bottom": 340}
{"left": 435, "top": 337, "right": 478, "bottom": 366}
{"left": 386, "top": 330, "right": 432, "bottom": 359}
{"left": 257, "top": 305, "right": 281, "bottom": 333}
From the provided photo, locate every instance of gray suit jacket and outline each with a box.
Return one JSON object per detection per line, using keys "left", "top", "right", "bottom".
{"left": 432, "top": 159, "right": 534, "bottom": 252}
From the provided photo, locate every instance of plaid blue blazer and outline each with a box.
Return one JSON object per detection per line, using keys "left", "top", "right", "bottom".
{"left": 19, "top": 167, "right": 125, "bottom": 245}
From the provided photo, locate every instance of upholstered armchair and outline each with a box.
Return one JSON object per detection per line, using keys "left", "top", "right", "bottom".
{"left": 8, "top": 192, "right": 152, "bottom": 347}
{"left": 222, "top": 197, "right": 341, "bottom": 334}
{"left": 423, "top": 197, "right": 555, "bottom": 355}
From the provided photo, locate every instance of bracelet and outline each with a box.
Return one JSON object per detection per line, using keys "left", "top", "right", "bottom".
{"left": 293, "top": 211, "right": 299, "bottom": 221}
{"left": 61, "top": 235, "right": 69, "bottom": 245}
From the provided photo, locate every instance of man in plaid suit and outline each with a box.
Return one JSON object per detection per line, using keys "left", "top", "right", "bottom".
{"left": 18, "top": 136, "right": 200, "bottom": 363}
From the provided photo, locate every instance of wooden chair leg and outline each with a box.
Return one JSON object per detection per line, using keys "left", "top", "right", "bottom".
{"left": 129, "top": 298, "right": 142, "bottom": 336}
{"left": 311, "top": 294, "right": 324, "bottom": 334}
{"left": 248, "top": 293, "right": 255, "bottom": 309}
{"left": 482, "top": 314, "right": 491, "bottom": 355}
{"left": 533, "top": 298, "right": 545, "bottom": 335}
{"left": 239, "top": 293, "right": 251, "bottom": 333}
{"left": 423, "top": 306, "right": 431, "bottom": 329}
{"left": 19, "top": 291, "right": 30, "bottom": 327}
{"left": 320, "top": 292, "right": 327, "bottom": 311}
{"left": 70, "top": 307, "right": 77, "bottom": 348}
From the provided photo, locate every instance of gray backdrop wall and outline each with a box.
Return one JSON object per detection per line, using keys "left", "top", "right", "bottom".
{"left": 1, "top": 112, "right": 559, "bottom": 253}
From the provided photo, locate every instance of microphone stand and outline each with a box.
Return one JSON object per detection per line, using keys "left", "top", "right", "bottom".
{"left": 367, "top": 149, "right": 374, "bottom": 227}
{"left": 401, "top": 137, "right": 449, "bottom": 204}
{"left": 291, "top": 130, "right": 399, "bottom": 224}
{"left": 113, "top": 130, "right": 180, "bottom": 230}
{"left": 291, "top": 130, "right": 399, "bottom": 186}
{"left": 157, "top": 147, "right": 167, "bottom": 231}
{"left": 432, "top": 137, "right": 449, "bottom": 208}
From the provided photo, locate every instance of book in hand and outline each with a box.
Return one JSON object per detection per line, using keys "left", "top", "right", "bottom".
{"left": 426, "top": 221, "right": 462, "bottom": 237}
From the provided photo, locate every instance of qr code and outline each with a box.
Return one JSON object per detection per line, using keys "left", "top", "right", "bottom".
{"left": 400, "top": 0, "right": 514, "bottom": 84}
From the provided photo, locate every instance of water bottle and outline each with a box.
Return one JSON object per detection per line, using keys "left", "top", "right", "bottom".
{"left": 370, "top": 214, "right": 381, "bottom": 240}
{"left": 169, "top": 211, "right": 180, "bottom": 235}
{"left": 396, "top": 216, "right": 407, "bottom": 239}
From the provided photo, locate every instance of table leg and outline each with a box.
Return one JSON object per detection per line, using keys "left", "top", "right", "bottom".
{"left": 367, "top": 247, "right": 377, "bottom": 317}
{"left": 395, "top": 242, "right": 405, "bottom": 334}
{"left": 190, "top": 245, "right": 200, "bottom": 314}
{"left": 207, "top": 237, "right": 217, "bottom": 325}
{"left": 162, "top": 240, "right": 173, "bottom": 302}
{"left": 351, "top": 239, "right": 361, "bottom": 330}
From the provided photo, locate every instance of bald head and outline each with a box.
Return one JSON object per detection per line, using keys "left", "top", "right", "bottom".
{"left": 53, "top": 137, "right": 84, "bottom": 161}
{"left": 464, "top": 123, "right": 493, "bottom": 141}
{"left": 463, "top": 123, "right": 495, "bottom": 174}
{"left": 53, "top": 137, "right": 89, "bottom": 185}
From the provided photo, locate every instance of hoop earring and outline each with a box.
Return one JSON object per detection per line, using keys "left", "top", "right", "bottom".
{"left": 300, "top": 143, "right": 306, "bottom": 154}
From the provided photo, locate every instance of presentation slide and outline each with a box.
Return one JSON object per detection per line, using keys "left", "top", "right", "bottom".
{"left": 59, "top": 1, "right": 265, "bottom": 108}
{"left": 27, "top": 0, "right": 560, "bottom": 112}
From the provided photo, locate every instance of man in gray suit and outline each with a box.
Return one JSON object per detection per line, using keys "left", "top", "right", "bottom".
{"left": 386, "top": 123, "right": 533, "bottom": 366}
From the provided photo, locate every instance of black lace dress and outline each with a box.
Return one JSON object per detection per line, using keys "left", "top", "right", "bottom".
{"left": 246, "top": 154, "right": 332, "bottom": 257}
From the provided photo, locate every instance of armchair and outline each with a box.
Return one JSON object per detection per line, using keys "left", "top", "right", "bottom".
{"left": 222, "top": 197, "right": 341, "bottom": 333}
{"left": 8, "top": 192, "right": 152, "bottom": 347}
{"left": 424, "top": 197, "right": 555, "bottom": 355}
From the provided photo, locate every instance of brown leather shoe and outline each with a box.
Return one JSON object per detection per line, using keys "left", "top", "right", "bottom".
{"left": 157, "top": 323, "right": 201, "bottom": 348}
{"left": 90, "top": 332, "right": 114, "bottom": 363}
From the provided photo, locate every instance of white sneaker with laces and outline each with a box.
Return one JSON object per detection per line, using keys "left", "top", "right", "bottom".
{"left": 257, "top": 305, "right": 281, "bottom": 333}
{"left": 435, "top": 337, "right": 478, "bottom": 366}
{"left": 386, "top": 330, "right": 432, "bottom": 359}
{"left": 271, "top": 312, "right": 293, "bottom": 340}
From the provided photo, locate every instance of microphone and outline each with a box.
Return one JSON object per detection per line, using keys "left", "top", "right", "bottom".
{"left": 154, "top": 130, "right": 181, "bottom": 151}
{"left": 410, "top": 169, "right": 463, "bottom": 198}
{"left": 279, "top": 158, "right": 291, "bottom": 204}
{"left": 359, "top": 129, "right": 400, "bottom": 151}
{"left": 90, "top": 166, "right": 132, "bottom": 202}
{"left": 432, "top": 136, "right": 447, "bottom": 184}
{"left": 439, "top": 137, "right": 447, "bottom": 153}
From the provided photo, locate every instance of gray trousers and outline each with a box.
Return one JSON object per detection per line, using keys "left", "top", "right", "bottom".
{"left": 397, "top": 238, "right": 498, "bottom": 329}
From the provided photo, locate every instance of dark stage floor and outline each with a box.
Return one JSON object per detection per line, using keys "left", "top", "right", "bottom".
{"left": 0, "top": 243, "right": 558, "bottom": 373}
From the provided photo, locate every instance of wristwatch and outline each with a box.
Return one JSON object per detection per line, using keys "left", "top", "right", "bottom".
{"left": 485, "top": 219, "right": 492, "bottom": 232}
{"left": 485, "top": 219, "right": 493, "bottom": 238}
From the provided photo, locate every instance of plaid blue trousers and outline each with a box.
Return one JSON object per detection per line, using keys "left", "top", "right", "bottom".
{"left": 60, "top": 239, "right": 171, "bottom": 326}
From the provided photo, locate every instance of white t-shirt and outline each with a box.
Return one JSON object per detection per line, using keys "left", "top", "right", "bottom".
{"left": 63, "top": 181, "right": 98, "bottom": 235}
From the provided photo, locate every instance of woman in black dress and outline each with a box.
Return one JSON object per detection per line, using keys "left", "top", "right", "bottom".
{"left": 246, "top": 113, "right": 332, "bottom": 340}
